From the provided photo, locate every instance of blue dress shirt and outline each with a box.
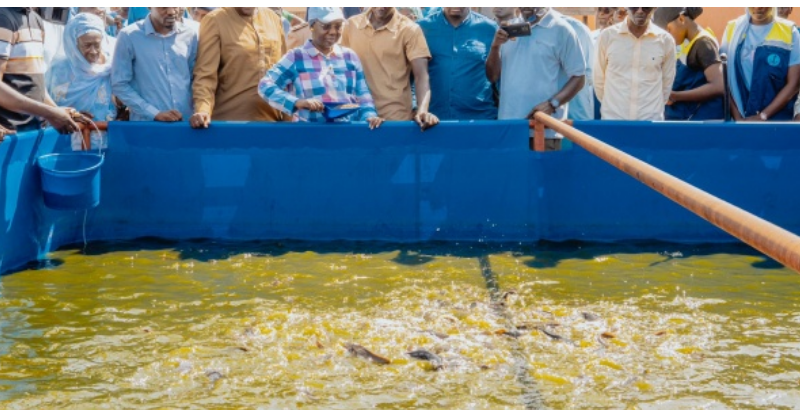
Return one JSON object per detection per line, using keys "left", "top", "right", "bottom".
{"left": 111, "top": 17, "right": 198, "bottom": 121}
{"left": 419, "top": 10, "right": 499, "bottom": 120}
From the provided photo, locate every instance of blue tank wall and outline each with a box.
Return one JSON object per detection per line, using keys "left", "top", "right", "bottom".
{"left": 1, "top": 120, "right": 799, "bottom": 274}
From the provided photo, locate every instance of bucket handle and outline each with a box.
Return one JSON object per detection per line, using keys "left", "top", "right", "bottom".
{"left": 79, "top": 119, "right": 105, "bottom": 158}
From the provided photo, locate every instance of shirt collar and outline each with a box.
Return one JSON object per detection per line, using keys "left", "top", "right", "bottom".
{"left": 529, "top": 8, "right": 554, "bottom": 29}
{"left": 358, "top": 8, "right": 401, "bottom": 33}
{"left": 438, "top": 10, "right": 472, "bottom": 28}
{"left": 143, "top": 15, "right": 184, "bottom": 37}
{"left": 304, "top": 39, "right": 343, "bottom": 58}
{"left": 618, "top": 19, "right": 658, "bottom": 37}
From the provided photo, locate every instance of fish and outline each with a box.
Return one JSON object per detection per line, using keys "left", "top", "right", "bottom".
{"left": 596, "top": 334, "right": 609, "bottom": 347}
{"left": 501, "top": 290, "right": 517, "bottom": 300}
{"left": 492, "top": 329, "right": 523, "bottom": 338}
{"left": 205, "top": 370, "right": 224, "bottom": 383}
{"left": 343, "top": 342, "right": 391, "bottom": 365}
{"left": 581, "top": 312, "right": 600, "bottom": 321}
{"left": 536, "top": 325, "right": 574, "bottom": 345}
{"left": 406, "top": 349, "right": 443, "bottom": 370}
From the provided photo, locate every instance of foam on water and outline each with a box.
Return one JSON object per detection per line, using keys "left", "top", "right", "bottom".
{"left": 0, "top": 240, "right": 799, "bottom": 409}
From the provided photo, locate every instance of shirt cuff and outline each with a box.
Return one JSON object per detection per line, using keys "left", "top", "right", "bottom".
{"left": 194, "top": 101, "right": 212, "bottom": 116}
{"left": 284, "top": 95, "right": 300, "bottom": 113}
{"left": 145, "top": 105, "right": 161, "bottom": 121}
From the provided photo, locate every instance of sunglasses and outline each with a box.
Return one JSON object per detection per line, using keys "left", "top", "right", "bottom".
{"left": 597, "top": 7, "right": 613, "bottom": 14}
{"left": 627, "top": 7, "right": 654, "bottom": 13}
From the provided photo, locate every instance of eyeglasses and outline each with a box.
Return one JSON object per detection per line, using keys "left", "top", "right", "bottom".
{"left": 627, "top": 7, "right": 654, "bottom": 13}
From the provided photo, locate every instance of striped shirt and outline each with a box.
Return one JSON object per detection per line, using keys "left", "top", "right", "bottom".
{"left": 257, "top": 40, "right": 377, "bottom": 122}
{"left": 0, "top": 7, "right": 46, "bottom": 130}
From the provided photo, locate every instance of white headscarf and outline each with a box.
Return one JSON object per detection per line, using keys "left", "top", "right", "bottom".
{"left": 46, "top": 13, "right": 117, "bottom": 122}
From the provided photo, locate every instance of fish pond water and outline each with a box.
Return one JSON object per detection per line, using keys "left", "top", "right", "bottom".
{"left": 1, "top": 239, "right": 799, "bottom": 409}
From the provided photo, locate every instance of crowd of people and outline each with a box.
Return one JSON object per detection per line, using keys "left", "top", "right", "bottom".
{"left": 1, "top": 7, "right": 799, "bottom": 150}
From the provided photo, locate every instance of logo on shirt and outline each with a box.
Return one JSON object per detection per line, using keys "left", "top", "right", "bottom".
{"left": 767, "top": 53, "right": 781, "bottom": 67}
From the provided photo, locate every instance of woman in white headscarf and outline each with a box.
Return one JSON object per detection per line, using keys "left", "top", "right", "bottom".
{"left": 46, "top": 13, "right": 117, "bottom": 149}
{"left": 720, "top": 7, "right": 800, "bottom": 121}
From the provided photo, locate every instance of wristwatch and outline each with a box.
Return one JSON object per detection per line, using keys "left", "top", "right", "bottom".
{"left": 549, "top": 98, "right": 561, "bottom": 111}
{"left": 759, "top": 112, "right": 769, "bottom": 121}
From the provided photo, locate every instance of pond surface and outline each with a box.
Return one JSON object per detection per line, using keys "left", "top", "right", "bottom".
{"left": 1, "top": 239, "right": 799, "bottom": 409}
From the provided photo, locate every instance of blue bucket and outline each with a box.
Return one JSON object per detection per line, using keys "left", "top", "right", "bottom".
{"left": 37, "top": 153, "right": 104, "bottom": 210}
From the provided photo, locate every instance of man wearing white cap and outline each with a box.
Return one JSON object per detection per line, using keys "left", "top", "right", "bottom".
{"left": 258, "top": 7, "right": 383, "bottom": 128}
{"left": 191, "top": 7, "right": 286, "bottom": 128}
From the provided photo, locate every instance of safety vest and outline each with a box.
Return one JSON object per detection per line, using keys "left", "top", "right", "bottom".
{"left": 666, "top": 30, "right": 724, "bottom": 120}
{"left": 726, "top": 18, "right": 798, "bottom": 120}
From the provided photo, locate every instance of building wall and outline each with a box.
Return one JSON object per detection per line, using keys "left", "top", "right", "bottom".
{"left": 697, "top": 8, "right": 799, "bottom": 40}
{"left": 563, "top": 7, "right": 800, "bottom": 40}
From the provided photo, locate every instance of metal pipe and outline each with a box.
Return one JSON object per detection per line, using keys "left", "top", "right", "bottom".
{"left": 535, "top": 112, "right": 800, "bottom": 274}
{"left": 77, "top": 121, "right": 108, "bottom": 151}
{"left": 721, "top": 53, "right": 732, "bottom": 122}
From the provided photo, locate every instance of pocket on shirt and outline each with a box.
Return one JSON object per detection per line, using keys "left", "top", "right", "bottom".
{"left": 642, "top": 47, "right": 666, "bottom": 80}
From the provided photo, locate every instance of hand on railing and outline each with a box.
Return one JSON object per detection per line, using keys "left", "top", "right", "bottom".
{"left": 0, "top": 124, "right": 14, "bottom": 142}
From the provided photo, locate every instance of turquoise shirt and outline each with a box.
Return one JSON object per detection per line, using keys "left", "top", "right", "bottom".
{"left": 419, "top": 10, "right": 499, "bottom": 120}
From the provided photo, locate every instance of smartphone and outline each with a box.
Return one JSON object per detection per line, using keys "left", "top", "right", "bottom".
{"left": 501, "top": 23, "right": 531, "bottom": 38}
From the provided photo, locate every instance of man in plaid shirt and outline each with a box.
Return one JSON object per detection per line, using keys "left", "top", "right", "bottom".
{"left": 258, "top": 7, "right": 383, "bottom": 128}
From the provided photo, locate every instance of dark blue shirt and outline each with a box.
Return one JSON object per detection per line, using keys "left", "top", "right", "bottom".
{"left": 418, "top": 10, "right": 498, "bottom": 120}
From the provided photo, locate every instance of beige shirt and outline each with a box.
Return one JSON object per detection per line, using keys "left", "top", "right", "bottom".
{"left": 193, "top": 7, "right": 287, "bottom": 121}
{"left": 341, "top": 10, "right": 431, "bottom": 121}
{"left": 594, "top": 21, "right": 676, "bottom": 121}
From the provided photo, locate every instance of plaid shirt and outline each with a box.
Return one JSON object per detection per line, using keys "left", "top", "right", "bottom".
{"left": 258, "top": 41, "right": 377, "bottom": 122}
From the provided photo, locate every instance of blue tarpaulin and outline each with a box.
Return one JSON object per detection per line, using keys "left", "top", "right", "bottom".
{"left": 1, "top": 120, "right": 799, "bottom": 274}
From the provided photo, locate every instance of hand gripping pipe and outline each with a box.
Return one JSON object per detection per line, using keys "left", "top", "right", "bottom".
{"left": 533, "top": 112, "right": 800, "bottom": 275}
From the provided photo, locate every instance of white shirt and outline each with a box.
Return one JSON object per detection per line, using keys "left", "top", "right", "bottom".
{"left": 42, "top": 20, "right": 65, "bottom": 70}
{"left": 795, "top": 94, "right": 800, "bottom": 117}
{"left": 594, "top": 20, "right": 677, "bottom": 121}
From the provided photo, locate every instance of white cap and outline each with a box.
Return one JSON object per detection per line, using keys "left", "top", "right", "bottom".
{"left": 307, "top": 7, "right": 345, "bottom": 26}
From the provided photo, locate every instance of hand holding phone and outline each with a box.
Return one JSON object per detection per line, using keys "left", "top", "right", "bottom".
{"left": 501, "top": 23, "right": 532, "bottom": 39}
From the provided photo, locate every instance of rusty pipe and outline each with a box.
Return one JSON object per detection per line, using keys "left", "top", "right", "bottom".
{"left": 77, "top": 121, "right": 108, "bottom": 151}
{"left": 535, "top": 112, "right": 800, "bottom": 274}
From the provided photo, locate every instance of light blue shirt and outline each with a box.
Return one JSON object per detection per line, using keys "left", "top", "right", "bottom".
{"left": 558, "top": 13, "right": 594, "bottom": 121}
{"left": 498, "top": 10, "right": 585, "bottom": 137}
{"left": 111, "top": 16, "right": 198, "bottom": 121}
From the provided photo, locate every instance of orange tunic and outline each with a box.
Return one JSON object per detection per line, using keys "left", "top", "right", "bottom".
{"left": 193, "top": 7, "right": 287, "bottom": 121}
